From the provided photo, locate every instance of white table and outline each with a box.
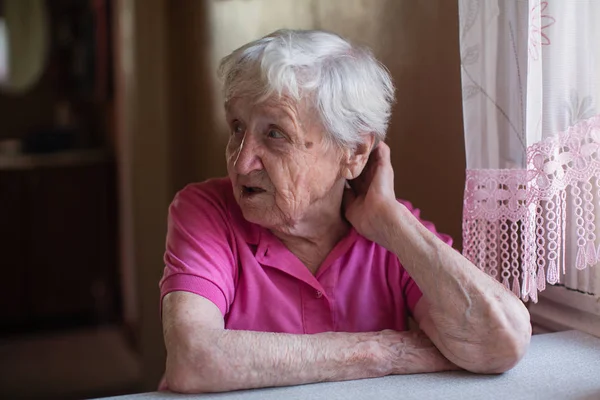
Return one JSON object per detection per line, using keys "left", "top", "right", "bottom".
{"left": 102, "top": 330, "right": 600, "bottom": 400}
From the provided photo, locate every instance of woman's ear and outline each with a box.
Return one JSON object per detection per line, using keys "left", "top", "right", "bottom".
{"left": 343, "top": 134, "right": 376, "bottom": 179}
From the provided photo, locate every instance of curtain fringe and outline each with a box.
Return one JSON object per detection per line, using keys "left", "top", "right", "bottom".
{"left": 462, "top": 115, "right": 600, "bottom": 302}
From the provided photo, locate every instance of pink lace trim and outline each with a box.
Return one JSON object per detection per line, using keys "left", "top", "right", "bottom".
{"left": 463, "top": 115, "right": 600, "bottom": 302}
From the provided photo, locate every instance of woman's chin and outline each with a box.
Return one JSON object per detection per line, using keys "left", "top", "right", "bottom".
{"left": 237, "top": 191, "right": 268, "bottom": 209}
{"left": 238, "top": 201, "right": 275, "bottom": 227}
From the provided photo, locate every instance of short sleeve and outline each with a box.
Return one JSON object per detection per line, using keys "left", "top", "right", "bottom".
{"left": 397, "top": 199, "right": 454, "bottom": 316}
{"left": 159, "top": 182, "right": 237, "bottom": 316}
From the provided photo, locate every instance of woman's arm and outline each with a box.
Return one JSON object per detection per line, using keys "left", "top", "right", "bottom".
{"left": 343, "top": 142, "right": 531, "bottom": 374}
{"left": 381, "top": 203, "right": 531, "bottom": 373}
{"left": 163, "top": 292, "right": 457, "bottom": 393}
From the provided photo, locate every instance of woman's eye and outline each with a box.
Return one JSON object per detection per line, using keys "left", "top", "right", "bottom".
{"left": 231, "top": 121, "right": 244, "bottom": 135}
{"left": 267, "top": 129, "right": 284, "bottom": 139}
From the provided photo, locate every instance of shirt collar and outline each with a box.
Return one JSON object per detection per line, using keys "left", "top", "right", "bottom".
{"left": 224, "top": 179, "right": 261, "bottom": 245}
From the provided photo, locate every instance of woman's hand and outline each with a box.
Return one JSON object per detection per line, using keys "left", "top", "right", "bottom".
{"left": 375, "top": 330, "right": 460, "bottom": 375}
{"left": 343, "top": 142, "right": 399, "bottom": 247}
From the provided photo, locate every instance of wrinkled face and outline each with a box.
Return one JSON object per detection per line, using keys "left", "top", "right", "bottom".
{"left": 225, "top": 95, "right": 346, "bottom": 232}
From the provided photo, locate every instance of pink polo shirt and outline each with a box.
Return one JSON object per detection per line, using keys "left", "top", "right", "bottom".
{"left": 160, "top": 178, "right": 452, "bottom": 333}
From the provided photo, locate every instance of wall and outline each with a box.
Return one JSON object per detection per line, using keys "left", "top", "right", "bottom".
{"left": 117, "top": 0, "right": 465, "bottom": 390}
{"left": 114, "top": 0, "right": 170, "bottom": 389}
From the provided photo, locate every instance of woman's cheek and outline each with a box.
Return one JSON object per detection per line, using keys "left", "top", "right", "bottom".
{"left": 268, "top": 155, "right": 310, "bottom": 209}
{"left": 225, "top": 144, "right": 238, "bottom": 166}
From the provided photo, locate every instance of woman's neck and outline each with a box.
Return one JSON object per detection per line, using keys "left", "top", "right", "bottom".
{"left": 271, "top": 198, "right": 351, "bottom": 274}
{"left": 273, "top": 219, "right": 350, "bottom": 274}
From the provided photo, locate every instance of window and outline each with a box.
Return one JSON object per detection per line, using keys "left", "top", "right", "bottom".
{"left": 0, "top": 18, "right": 8, "bottom": 84}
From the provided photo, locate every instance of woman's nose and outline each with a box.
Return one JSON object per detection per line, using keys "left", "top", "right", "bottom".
{"left": 232, "top": 134, "right": 264, "bottom": 175}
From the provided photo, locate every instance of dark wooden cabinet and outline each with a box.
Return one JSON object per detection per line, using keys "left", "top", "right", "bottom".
{"left": 0, "top": 171, "right": 28, "bottom": 325}
{"left": 0, "top": 157, "right": 119, "bottom": 334}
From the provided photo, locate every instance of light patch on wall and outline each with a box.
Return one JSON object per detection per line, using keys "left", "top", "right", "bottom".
{"left": 208, "top": 0, "right": 316, "bottom": 137}
{"left": 0, "top": 19, "right": 8, "bottom": 83}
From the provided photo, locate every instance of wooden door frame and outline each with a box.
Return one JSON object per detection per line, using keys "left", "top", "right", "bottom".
{"left": 113, "top": 0, "right": 170, "bottom": 389}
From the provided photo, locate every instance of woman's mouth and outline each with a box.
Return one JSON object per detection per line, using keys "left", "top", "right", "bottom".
{"left": 241, "top": 185, "right": 266, "bottom": 197}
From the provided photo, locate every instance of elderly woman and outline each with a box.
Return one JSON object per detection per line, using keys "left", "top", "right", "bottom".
{"left": 160, "top": 29, "right": 531, "bottom": 393}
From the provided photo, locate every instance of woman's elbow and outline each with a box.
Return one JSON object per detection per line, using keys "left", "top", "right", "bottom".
{"left": 166, "top": 358, "right": 221, "bottom": 393}
{"left": 165, "top": 345, "right": 223, "bottom": 393}
{"left": 484, "top": 297, "right": 532, "bottom": 373}
{"left": 496, "top": 326, "right": 532, "bottom": 373}
{"left": 471, "top": 323, "right": 532, "bottom": 374}
{"left": 165, "top": 353, "right": 201, "bottom": 393}
{"left": 500, "top": 303, "right": 532, "bottom": 370}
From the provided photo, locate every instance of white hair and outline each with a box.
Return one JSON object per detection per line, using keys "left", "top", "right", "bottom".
{"left": 218, "top": 29, "right": 395, "bottom": 148}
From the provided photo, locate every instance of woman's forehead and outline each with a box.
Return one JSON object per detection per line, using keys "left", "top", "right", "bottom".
{"left": 227, "top": 95, "right": 296, "bottom": 113}
{"left": 225, "top": 96, "right": 310, "bottom": 125}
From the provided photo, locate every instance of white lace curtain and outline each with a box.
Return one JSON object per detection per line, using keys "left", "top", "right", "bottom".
{"left": 459, "top": 0, "right": 600, "bottom": 302}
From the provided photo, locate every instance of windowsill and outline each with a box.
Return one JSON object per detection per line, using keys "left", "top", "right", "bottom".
{"left": 529, "top": 284, "right": 600, "bottom": 338}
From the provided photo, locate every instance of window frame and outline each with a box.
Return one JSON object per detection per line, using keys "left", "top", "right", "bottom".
{"left": 0, "top": 18, "right": 8, "bottom": 83}
{"left": 529, "top": 284, "right": 600, "bottom": 337}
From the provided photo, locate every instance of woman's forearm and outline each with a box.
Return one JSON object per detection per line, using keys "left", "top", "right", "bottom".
{"left": 378, "top": 202, "right": 531, "bottom": 372}
{"left": 165, "top": 327, "right": 457, "bottom": 393}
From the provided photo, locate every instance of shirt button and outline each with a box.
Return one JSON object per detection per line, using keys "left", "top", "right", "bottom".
{"left": 315, "top": 291, "right": 323, "bottom": 298}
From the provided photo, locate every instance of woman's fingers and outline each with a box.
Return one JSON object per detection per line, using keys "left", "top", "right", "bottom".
{"left": 373, "top": 142, "right": 392, "bottom": 167}
{"left": 347, "top": 141, "right": 394, "bottom": 199}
